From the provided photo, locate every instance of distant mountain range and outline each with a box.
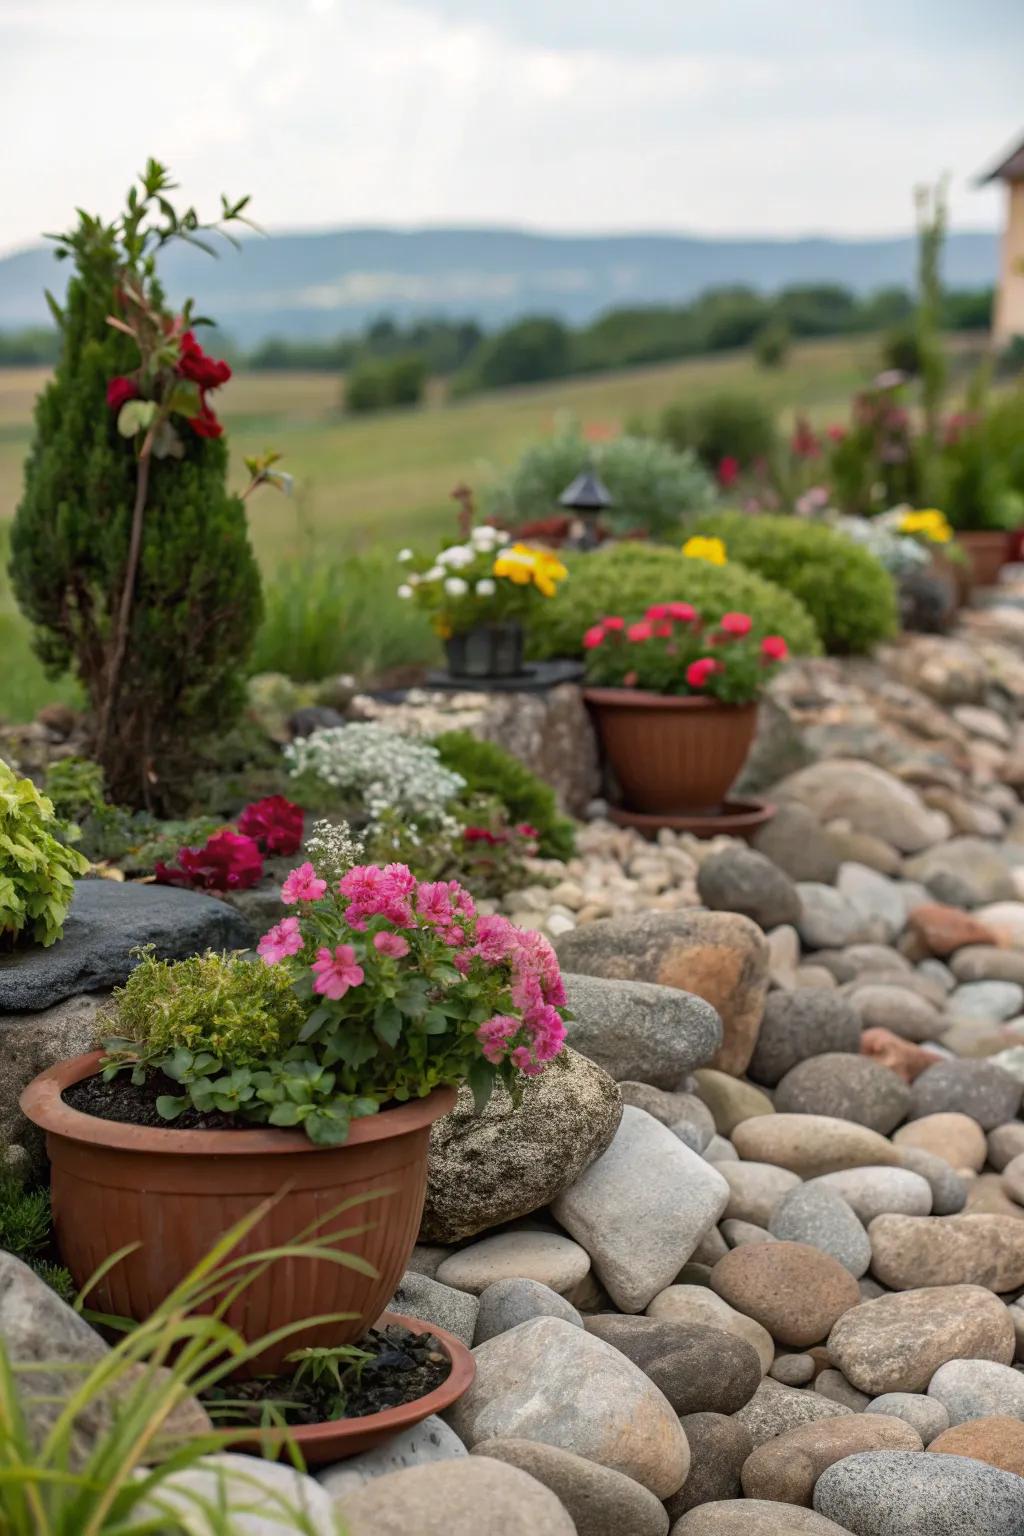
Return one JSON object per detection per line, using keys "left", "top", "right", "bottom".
{"left": 0, "top": 226, "right": 999, "bottom": 345}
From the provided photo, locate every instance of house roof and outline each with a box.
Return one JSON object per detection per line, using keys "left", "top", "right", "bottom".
{"left": 980, "top": 132, "right": 1024, "bottom": 184}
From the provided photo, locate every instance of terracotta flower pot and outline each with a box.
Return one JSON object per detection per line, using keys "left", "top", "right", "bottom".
{"left": 956, "top": 530, "right": 1012, "bottom": 590}
{"left": 20, "top": 1051, "right": 455, "bottom": 1373}
{"left": 583, "top": 687, "right": 758, "bottom": 815}
{"left": 238, "top": 1311, "right": 475, "bottom": 1465}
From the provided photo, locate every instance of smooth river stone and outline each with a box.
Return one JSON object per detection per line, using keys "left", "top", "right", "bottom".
{"left": 892, "top": 1112, "right": 987, "bottom": 1172}
{"left": 435, "top": 1232, "right": 590, "bottom": 1296}
{"left": 747, "top": 990, "right": 861, "bottom": 1087}
{"left": 551, "top": 1105, "right": 729, "bottom": 1313}
{"left": 849, "top": 983, "right": 945, "bottom": 1043}
{"left": 807, "top": 1167, "right": 933, "bottom": 1225}
{"left": 691, "top": 1069, "right": 775, "bottom": 1136}
{"left": 334, "top": 1458, "right": 576, "bottom": 1536}
{"left": 667, "top": 1413, "right": 752, "bottom": 1519}
{"left": 865, "top": 1392, "right": 949, "bottom": 1445}
{"left": 927, "top": 1358, "right": 1024, "bottom": 1425}
{"left": 583, "top": 1314, "right": 761, "bottom": 1416}
{"left": 908, "top": 1059, "right": 1023, "bottom": 1129}
{"left": 769, "top": 1184, "right": 871, "bottom": 1276}
{"left": 673, "top": 1501, "right": 852, "bottom": 1535}
{"left": 868, "top": 1212, "right": 1024, "bottom": 1291}
{"left": 773, "top": 1054, "right": 910, "bottom": 1135}
{"left": 740, "top": 1414, "right": 923, "bottom": 1507}
{"left": 928, "top": 1415, "right": 1024, "bottom": 1475}
{"left": 719, "top": 1161, "right": 803, "bottom": 1226}
{"left": 709, "top": 1241, "right": 860, "bottom": 1348}
{"left": 732, "top": 1114, "right": 902, "bottom": 1177}
{"left": 827, "top": 1284, "right": 1015, "bottom": 1394}
{"left": 470, "top": 1439, "right": 671, "bottom": 1536}
{"left": 733, "top": 1378, "right": 853, "bottom": 1450}
{"left": 989, "top": 1123, "right": 1024, "bottom": 1171}
{"left": 813, "top": 1448, "right": 1024, "bottom": 1536}
{"left": 953, "top": 946, "right": 1024, "bottom": 984}
{"left": 448, "top": 1317, "right": 690, "bottom": 1498}
{"left": 646, "top": 1285, "right": 773, "bottom": 1374}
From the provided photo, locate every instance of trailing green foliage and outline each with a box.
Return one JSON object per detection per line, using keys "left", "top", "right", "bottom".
{"left": 432, "top": 730, "right": 576, "bottom": 860}
{"left": 107, "top": 949, "right": 305, "bottom": 1066}
{"left": 483, "top": 423, "right": 716, "bottom": 538}
{"left": 527, "top": 543, "right": 821, "bottom": 661}
{"left": 686, "top": 510, "right": 899, "bottom": 655}
{"left": 657, "top": 392, "right": 778, "bottom": 472}
{"left": 9, "top": 165, "right": 263, "bottom": 809}
{"left": 0, "top": 760, "right": 89, "bottom": 946}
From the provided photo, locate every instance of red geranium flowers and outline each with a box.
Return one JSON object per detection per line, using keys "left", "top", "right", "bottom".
{"left": 155, "top": 795, "right": 304, "bottom": 891}
{"left": 583, "top": 602, "right": 788, "bottom": 704}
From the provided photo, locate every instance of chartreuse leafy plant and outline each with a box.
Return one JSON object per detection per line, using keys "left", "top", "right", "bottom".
{"left": 684, "top": 510, "right": 899, "bottom": 656}
{"left": 101, "top": 845, "right": 569, "bottom": 1145}
{"left": 0, "top": 1199, "right": 367, "bottom": 1534}
{"left": 0, "top": 760, "right": 88, "bottom": 947}
{"left": 527, "top": 542, "right": 821, "bottom": 662}
{"left": 9, "top": 161, "right": 275, "bottom": 811}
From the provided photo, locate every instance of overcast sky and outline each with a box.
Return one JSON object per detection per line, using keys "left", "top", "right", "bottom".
{"left": 3, "top": 0, "right": 1022, "bottom": 255}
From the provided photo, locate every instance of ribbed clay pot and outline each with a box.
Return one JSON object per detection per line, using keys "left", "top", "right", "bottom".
{"left": 20, "top": 1051, "right": 455, "bottom": 1373}
{"left": 584, "top": 687, "right": 758, "bottom": 814}
{"left": 956, "top": 530, "right": 1012, "bottom": 590}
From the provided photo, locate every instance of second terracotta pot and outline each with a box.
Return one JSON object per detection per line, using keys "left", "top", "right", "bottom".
{"left": 584, "top": 687, "right": 757, "bottom": 814}
{"left": 20, "top": 1052, "right": 455, "bottom": 1373}
{"left": 956, "top": 530, "right": 1012, "bottom": 590}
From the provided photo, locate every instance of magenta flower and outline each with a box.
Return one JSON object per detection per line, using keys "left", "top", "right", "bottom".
{"left": 155, "top": 831, "right": 264, "bottom": 891}
{"left": 281, "top": 861, "right": 328, "bottom": 904}
{"left": 238, "top": 795, "right": 305, "bottom": 856}
{"left": 258, "top": 915, "right": 303, "bottom": 966}
{"left": 312, "top": 943, "right": 366, "bottom": 1000}
{"left": 373, "top": 931, "right": 410, "bottom": 959}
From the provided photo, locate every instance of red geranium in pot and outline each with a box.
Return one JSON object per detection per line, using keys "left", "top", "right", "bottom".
{"left": 21, "top": 827, "right": 569, "bottom": 1371}
{"left": 582, "top": 602, "right": 788, "bottom": 824}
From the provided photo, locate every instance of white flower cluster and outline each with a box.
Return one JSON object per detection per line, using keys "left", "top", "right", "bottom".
{"left": 396, "top": 525, "right": 511, "bottom": 601}
{"left": 303, "top": 818, "right": 364, "bottom": 884}
{"left": 286, "top": 723, "right": 466, "bottom": 829}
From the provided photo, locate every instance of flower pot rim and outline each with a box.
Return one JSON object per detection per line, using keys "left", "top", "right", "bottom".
{"left": 955, "top": 529, "right": 1013, "bottom": 544}
{"left": 235, "top": 1309, "right": 475, "bottom": 1464}
{"left": 582, "top": 686, "right": 758, "bottom": 712}
{"left": 19, "top": 1051, "right": 456, "bottom": 1157}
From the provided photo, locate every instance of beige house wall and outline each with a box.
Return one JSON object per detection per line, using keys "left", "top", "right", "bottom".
{"left": 994, "top": 180, "right": 1024, "bottom": 344}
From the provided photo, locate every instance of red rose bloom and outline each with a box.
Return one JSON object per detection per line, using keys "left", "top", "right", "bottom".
{"left": 188, "top": 400, "right": 224, "bottom": 439}
{"left": 155, "top": 831, "right": 264, "bottom": 891}
{"left": 583, "top": 625, "right": 606, "bottom": 650}
{"left": 720, "top": 612, "right": 753, "bottom": 637}
{"left": 686, "top": 657, "right": 721, "bottom": 690}
{"left": 627, "top": 620, "right": 654, "bottom": 644}
{"left": 717, "top": 455, "right": 740, "bottom": 488}
{"left": 238, "top": 795, "right": 304, "bottom": 856}
{"left": 177, "top": 330, "right": 232, "bottom": 391}
{"left": 761, "top": 635, "right": 789, "bottom": 661}
{"left": 601, "top": 616, "right": 625, "bottom": 632}
{"left": 666, "top": 602, "right": 697, "bottom": 623}
{"left": 106, "top": 376, "right": 139, "bottom": 411}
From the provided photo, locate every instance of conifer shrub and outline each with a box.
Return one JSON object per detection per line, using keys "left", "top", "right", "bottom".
{"left": 9, "top": 162, "right": 276, "bottom": 809}
{"left": 432, "top": 730, "right": 577, "bottom": 860}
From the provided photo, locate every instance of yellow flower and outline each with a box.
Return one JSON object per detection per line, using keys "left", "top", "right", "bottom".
{"left": 682, "top": 535, "right": 728, "bottom": 566}
{"left": 492, "top": 544, "right": 567, "bottom": 597}
{"left": 900, "top": 508, "right": 952, "bottom": 544}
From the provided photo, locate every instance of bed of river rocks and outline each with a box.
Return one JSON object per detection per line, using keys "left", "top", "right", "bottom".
{"left": 9, "top": 578, "right": 1024, "bottom": 1532}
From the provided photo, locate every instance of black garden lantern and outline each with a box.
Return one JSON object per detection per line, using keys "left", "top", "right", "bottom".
{"left": 559, "top": 464, "right": 614, "bottom": 550}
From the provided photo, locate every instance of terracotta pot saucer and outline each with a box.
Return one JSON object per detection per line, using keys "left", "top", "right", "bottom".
{"left": 608, "top": 797, "right": 775, "bottom": 841}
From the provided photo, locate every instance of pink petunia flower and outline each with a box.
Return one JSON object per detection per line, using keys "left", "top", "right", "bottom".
{"left": 761, "top": 635, "right": 788, "bottom": 661}
{"left": 373, "top": 931, "right": 410, "bottom": 958}
{"left": 258, "top": 915, "right": 303, "bottom": 966}
{"left": 583, "top": 625, "right": 606, "bottom": 649}
{"left": 720, "top": 611, "right": 752, "bottom": 637}
{"left": 686, "top": 657, "right": 721, "bottom": 690}
{"left": 281, "top": 861, "right": 328, "bottom": 904}
{"left": 312, "top": 943, "right": 366, "bottom": 999}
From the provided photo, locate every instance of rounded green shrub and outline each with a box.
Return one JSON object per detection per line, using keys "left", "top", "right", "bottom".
{"left": 527, "top": 543, "right": 821, "bottom": 661}
{"left": 658, "top": 392, "right": 778, "bottom": 471}
{"left": 483, "top": 423, "right": 716, "bottom": 538}
{"left": 0, "top": 759, "right": 89, "bottom": 946}
{"left": 432, "top": 731, "right": 577, "bottom": 860}
{"left": 685, "top": 510, "right": 898, "bottom": 655}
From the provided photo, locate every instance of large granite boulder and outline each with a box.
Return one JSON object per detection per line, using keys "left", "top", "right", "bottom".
{"left": 0, "top": 995, "right": 103, "bottom": 1173}
{"left": 420, "top": 1047, "right": 621, "bottom": 1243}
{"left": 555, "top": 911, "right": 768, "bottom": 1076}
{"left": 0, "top": 879, "right": 254, "bottom": 1012}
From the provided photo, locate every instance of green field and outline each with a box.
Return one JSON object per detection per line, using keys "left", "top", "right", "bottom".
{"left": 0, "top": 333, "right": 933, "bottom": 723}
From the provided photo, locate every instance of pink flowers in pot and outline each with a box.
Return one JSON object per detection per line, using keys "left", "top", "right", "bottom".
{"left": 583, "top": 602, "right": 789, "bottom": 705}
{"left": 155, "top": 795, "right": 304, "bottom": 892}
{"left": 256, "top": 859, "right": 569, "bottom": 1097}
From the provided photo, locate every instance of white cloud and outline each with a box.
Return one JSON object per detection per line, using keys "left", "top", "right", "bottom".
{"left": 0, "top": 0, "right": 1018, "bottom": 253}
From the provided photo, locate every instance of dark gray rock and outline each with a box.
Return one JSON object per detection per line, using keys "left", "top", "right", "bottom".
{"left": 562, "top": 974, "right": 722, "bottom": 1087}
{"left": 474, "top": 1279, "right": 583, "bottom": 1345}
{"left": 896, "top": 1147, "right": 968, "bottom": 1215}
{"left": 420, "top": 1048, "right": 621, "bottom": 1243}
{"left": 909, "top": 1059, "right": 1023, "bottom": 1130}
{"left": 696, "top": 847, "right": 801, "bottom": 930}
{"left": 389, "top": 1272, "right": 479, "bottom": 1347}
{"left": 583, "top": 1314, "right": 761, "bottom": 1416}
{"left": 734, "top": 1377, "right": 853, "bottom": 1449}
{"left": 813, "top": 1448, "right": 1024, "bottom": 1536}
{"left": 903, "top": 837, "right": 1017, "bottom": 909}
{"left": 618, "top": 1083, "right": 715, "bottom": 1151}
{"left": 0, "top": 880, "right": 254, "bottom": 1012}
{"left": 750, "top": 802, "right": 840, "bottom": 885}
{"left": 748, "top": 991, "right": 862, "bottom": 1087}
{"left": 769, "top": 1184, "right": 872, "bottom": 1277}
{"left": 774, "top": 1053, "right": 911, "bottom": 1135}
{"left": 666, "top": 1413, "right": 753, "bottom": 1518}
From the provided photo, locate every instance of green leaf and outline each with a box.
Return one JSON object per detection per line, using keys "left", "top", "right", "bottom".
{"left": 467, "top": 1059, "right": 494, "bottom": 1116}
{"left": 117, "top": 399, "right": 157, "bottom": 438}
{"left": 267, "top": 1101, "right": 305, "bottom": 1127}
{"left": 373, "top": 1004, "right": 403, "bottom": 1048}
{"left": 155, "top": 1095, "right": 187, "bottom": 1120}
{"left": 166, "top": 382, "right": 201, "bottom": 418}
{"left": 422, "top": 1008, "right": 452, "bottom": 1036}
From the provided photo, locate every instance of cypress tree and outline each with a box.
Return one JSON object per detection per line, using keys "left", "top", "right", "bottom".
{"left": 9, "top": 164, "right": 264, "bottom": 810}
